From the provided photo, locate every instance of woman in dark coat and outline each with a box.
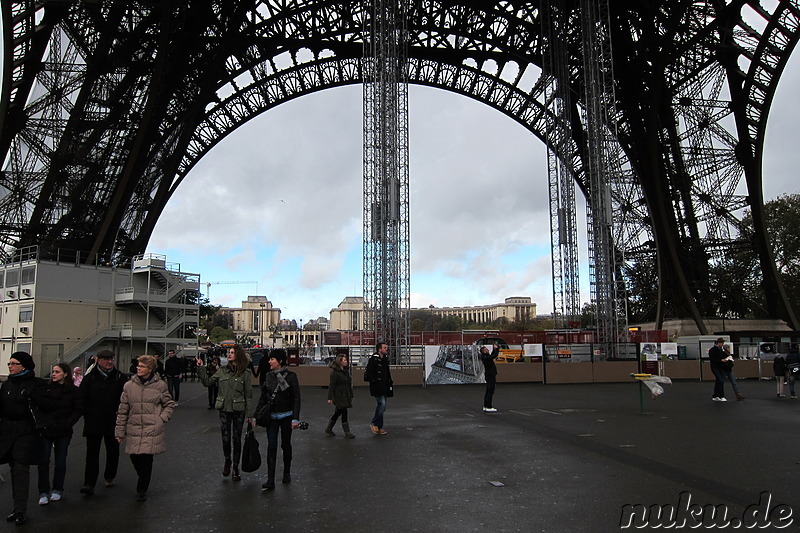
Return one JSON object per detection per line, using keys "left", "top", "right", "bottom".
{"left": 0, "top": 351, "right": 47, "bottom": 525}
{"left": 37, "top": 362, "right": 85, "bottom": 505}
{"left": 324, "top": 354, "right": 355, "bottom": 438}
{"left": 256, "top": 349, "right": 301, "bottom": 490}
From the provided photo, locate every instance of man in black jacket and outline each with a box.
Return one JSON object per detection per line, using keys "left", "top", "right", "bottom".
{"left": 78, "top": 350, "right": 127, "bottom": 494}
{"left": 786, "top": 344, "right": 800, "bottom": 399}
{"left": 364, "top": 342, "right": 392, "bottom": 435}
{"left": 708, "top": 338, "right": 728, "bottom": 402}
{"left": 480, "top": 344, "right": 500, "bottom": 412}
{"left": 164, "top": 350, "right": 182, "bottom": 404}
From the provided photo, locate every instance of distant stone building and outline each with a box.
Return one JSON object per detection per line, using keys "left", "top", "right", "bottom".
{"left": 329, "top": 296, "right": 536, "bottom": 330}
{"left": 420, "top": 296, "right": 536, "bottom": 324}
{"left": 329, "top": 296, "right": 366, "bottom": 331}
{"left": 217, "top": 296, "right": 281, "bottom": 347}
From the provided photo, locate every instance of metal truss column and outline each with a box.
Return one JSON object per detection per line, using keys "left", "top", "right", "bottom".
{"left": 541, "top": 0, "right": 581, "bottom": 329}
{"left": 579, "top": 0, "right": 627, "bottom": 356}
{"left": 363, "top": 0, "right": 410, "bottom": 364}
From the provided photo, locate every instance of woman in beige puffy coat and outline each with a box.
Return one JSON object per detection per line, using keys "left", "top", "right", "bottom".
{"left": 115, "top": 355, "right": 175, "bottom": 502}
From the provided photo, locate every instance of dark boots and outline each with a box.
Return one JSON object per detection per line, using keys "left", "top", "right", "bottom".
{"left": 324, "top": 419, "right": 336, "bottom": 436}
{"left": 342, "top": 422, "right": 355, "bottom": 439}
{"left": 262, "top": 454, "right": 276, "bottom": 490}
{"left": 222, "top": 457, "right": 231, "bottom": 477}
{"left": 282, "top": 457, "right": 291, "bottom": 484}
{"left": 232, "top": 464, "right": 241, "bottom": 481}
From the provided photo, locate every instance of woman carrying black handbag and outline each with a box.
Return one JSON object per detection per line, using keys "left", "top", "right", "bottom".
{"left": 255, "top": 349, "right": 301, "bottom": 490}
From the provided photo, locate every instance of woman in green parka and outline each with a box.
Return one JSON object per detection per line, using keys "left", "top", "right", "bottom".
{"left": 324, "top": 354, "right": 355, "bottom": 438}
{"left": 196, "top": 345, "right": 254, "bottom": 481}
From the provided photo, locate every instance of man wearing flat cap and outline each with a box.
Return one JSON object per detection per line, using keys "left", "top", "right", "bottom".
{"left": 78, "top": 349, "right": 126, "bottom": 495}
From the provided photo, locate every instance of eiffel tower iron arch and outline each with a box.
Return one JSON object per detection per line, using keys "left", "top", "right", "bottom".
{"left": 2, "top": 1, "right": 800, "bottom": 332}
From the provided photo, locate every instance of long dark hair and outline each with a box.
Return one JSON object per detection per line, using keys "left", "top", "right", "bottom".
{"left": 53, "top": 362, "right": 74, "bottom": 386}
{"left": 229, "top": 345, "right": 249, "bottom": 377}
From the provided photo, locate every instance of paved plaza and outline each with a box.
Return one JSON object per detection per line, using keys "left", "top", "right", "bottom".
{"left": 1, "top": 378, "right": 797, "bottom": 532}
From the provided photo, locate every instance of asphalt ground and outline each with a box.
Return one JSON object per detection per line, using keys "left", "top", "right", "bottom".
{"left": 1, "top": 378, "right": 798, "bottom": 532}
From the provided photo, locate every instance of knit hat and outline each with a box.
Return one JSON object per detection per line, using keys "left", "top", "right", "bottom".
{"left": 10, "top": 351, "right": 35, "bottom": 371}
{"left": 270, "top": 349, "right": 288, "bottom": 366}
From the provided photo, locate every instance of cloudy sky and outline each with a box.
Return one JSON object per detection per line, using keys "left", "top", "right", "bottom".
{"left": 148, "top": 54, "right": 799, "bottom": 324}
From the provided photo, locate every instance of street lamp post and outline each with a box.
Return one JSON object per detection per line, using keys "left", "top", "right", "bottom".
{"left": 259, "top": 302, "right": 265, "bottom": 348}
{"left": 297, "top": 319, "right": 303, "bottom": 350}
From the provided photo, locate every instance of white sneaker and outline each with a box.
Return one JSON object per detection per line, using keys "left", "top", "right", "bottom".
{"left": 484, "top": 407, "right": 498, "bottom": 412}
{"left": 718, "top": 397, "right": 727, "bottom": 402}
{"left": 38, "top": 494, "right": 49, "bottom": 505}
{"left": 49, "top": 491, "right": 62, "bottom": 502}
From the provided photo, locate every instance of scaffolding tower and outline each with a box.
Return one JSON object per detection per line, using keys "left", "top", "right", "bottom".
{"left": 579, "top": 0, "right": 628, "bottom": 356}
{"left": 362, "top": 0, "right": 410, "bottom": 364}
{"left": 541, "top": 0, "right": 581, "bottom": 329}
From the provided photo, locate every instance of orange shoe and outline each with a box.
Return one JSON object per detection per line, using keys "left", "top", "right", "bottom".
{"left": 378, "top": 428, "right": 388, "bottom": 435}
{"left": 370, "top": 424, "right": 380, "bottom": 435}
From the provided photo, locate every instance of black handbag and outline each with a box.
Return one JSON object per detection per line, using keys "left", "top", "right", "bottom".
{"left": 28, "top": 399, "right": 56, "bottom": 437}
{"left": 241, "top": 424, "right": 261, "bottom": 473}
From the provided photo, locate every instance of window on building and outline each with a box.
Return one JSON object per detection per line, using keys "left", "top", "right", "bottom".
{"left": 351, "top": 311, "right": 359, "bottom": 330}
{"left": 6, "top": 270, "right": 19, "bottom": 287}
{"left": 19, "top": 304, "right": 33, "bottom": 322}
{"left": 0, "top": 271, "right": 4, "bottom": 288}
{"left": 21, "top": 266, "right": 35, "bottom": 285}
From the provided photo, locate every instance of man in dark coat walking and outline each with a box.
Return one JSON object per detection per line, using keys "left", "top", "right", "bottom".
{"left": 364, "top": 342, "right": 393, "bottom": 435}
{"left": 78, "top": 350, "right": 127, "bottom": 494}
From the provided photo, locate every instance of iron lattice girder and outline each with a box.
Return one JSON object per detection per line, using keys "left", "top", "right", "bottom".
{"left": 1, "top": 1, "right": 799, "bottom": 326}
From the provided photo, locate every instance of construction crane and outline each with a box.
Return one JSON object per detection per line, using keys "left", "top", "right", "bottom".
{"left": 205, "top": 281, "right": 258, "bottom": 302}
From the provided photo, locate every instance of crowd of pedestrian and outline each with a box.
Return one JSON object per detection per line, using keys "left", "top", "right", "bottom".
{"left": 5, "top": 337, "right": 797, "bottom": 525}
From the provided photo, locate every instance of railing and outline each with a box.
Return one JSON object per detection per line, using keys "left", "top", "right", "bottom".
{"left": 2, "top": 244, "right": 133, "bottom": 268}
{"left": 114, "top": 287, "right": 167, "bottom": 303}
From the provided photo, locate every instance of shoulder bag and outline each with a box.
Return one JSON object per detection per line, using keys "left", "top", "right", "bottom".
{"left": 241, "top": 424, "right": 261, "bottom": 473}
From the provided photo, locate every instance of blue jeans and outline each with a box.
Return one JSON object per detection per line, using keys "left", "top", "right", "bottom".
{"left": 38, "top": 435, "right": 72, "bottom": 493}
{"left": 723, "top": 370, "right": 741, "bottom": 395}
{"left": 371, "top": 395, "right": 387, "bottom": 428}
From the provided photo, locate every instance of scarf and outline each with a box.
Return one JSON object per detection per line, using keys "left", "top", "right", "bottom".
{"left": 270, "top": 367, "right": 290, "bottom": 391}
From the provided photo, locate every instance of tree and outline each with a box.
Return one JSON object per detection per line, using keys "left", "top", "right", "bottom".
{"left": 622, "top": 258, "right": 659, "bottom": 322}
{"left": 621, "top": 194, "right": 800, "bottom": 322}
{"left": 208, "top": 326, "right": 235, "bottom": 344}
{"left": 439, "top": 315, "right": 463, "bottom": 331}
{"left": 580, "top": 302, "right": 597, "bottom": 329}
